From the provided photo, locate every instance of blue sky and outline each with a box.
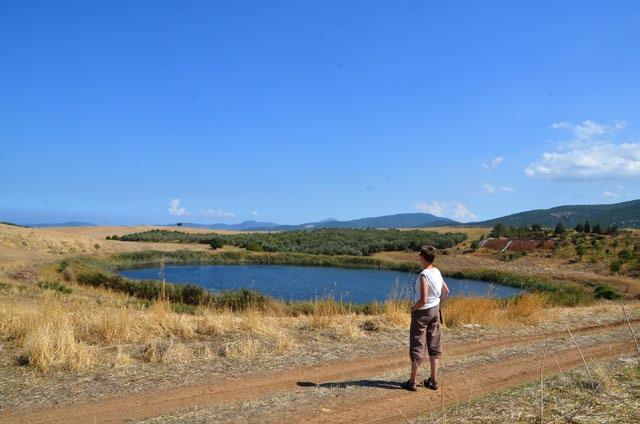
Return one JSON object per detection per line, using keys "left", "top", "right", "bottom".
{"left": 1, "top": 1, "right": 639, "bottom": 225}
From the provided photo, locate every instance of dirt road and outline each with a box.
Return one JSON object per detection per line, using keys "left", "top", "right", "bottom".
{"left": 2, "top": 318, "right": 637, "bottom": 424}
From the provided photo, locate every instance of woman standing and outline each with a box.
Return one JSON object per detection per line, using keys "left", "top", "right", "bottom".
{"left": 402, "top": 245, "right": 449, "bottom": 391}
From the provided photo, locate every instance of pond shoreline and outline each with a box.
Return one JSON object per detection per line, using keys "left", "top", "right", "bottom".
{"left": 119, "top": 263, "right": 526, "bottom": 304}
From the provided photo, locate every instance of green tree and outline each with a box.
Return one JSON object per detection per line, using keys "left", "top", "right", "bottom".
{"left": 208, "top": 237, "right": 224, "bottom": 250}
{"left": 592, "top": 223, "right": 603, "bottom": 234}
{"left": 554, "top": 222, "right": 566, "bottom": 236}
{"left": 584, "top": 221, "right": 591, "bottom": 233}
{"left": 490, "top": 224, "right": 508, "bottom": 238}
{"left": 574, "top": 223, "right": 584, "bottom": 233}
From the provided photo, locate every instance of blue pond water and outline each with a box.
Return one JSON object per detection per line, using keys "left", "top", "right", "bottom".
{"left": 119, "top": 265, "right": 525, "bottom": 304}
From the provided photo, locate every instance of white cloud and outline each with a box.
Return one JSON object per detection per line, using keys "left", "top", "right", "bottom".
{"left": 198, "top": 208, "right": 236, "bottom": 218}
{"left": 483, "top": 156, "right": 504, "bottom": 170}
{"left": 251, "top": 210, "right": 259, "bottom": 216}
{"left": 168, "top": 199, "right": 190, "bottom": 216}
{"left": 525, "top": 142, "right": 640, "bottom": 179}
{"left": 479, "top": 183, "right": 515, "bottom": 194}
{"left": 479, "top": 183, "right": 496, "bottom": 194}
{"left": 550, "top": 120, "right": 625, "bottom": 140}
{"left": 527, "top": 120, "right": 639, "bottom": 179}
{"left": 415, "top": 201, "right": 477, "bottom": 222}
{"left": 603, "top": 191, "right": 620, "bottom": 199}
{"left": 603, "top": 185, "right": 630, "bottom": 200}
{"left": 168, "top": 198, "right": 235, "bottom": 219}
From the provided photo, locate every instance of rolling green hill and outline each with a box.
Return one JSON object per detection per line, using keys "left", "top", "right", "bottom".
{"left": 472, "top": 199, "right": 640, "bottom": 228}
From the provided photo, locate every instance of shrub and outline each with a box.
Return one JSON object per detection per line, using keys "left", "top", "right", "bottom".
{"left": 618, "top": 249, "right": 633, "bottom": 262}
{"left": 208, "top": 237, "right": 224, "bottom": 250}
{"left": 594, "top": 285, "right": 621, "bottom": 300}
{"left": 610, "top": 261, "right": 622, "bottom": 273}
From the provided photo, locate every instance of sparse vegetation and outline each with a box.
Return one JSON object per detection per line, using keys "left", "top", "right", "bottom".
{"left": 446, "top": 269, "right": 592, "bottom": 306}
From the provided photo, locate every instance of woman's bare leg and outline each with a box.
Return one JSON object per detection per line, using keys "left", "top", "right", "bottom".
{"left": 429, "top": 357, "right": 438, "bottom": 381}
{"left": 410, "top": 360, "right": 419, "bottom": 383}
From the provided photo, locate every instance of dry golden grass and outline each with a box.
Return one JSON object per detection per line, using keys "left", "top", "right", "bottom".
{"left": 113, "top": 346, "right": 134, "bottom": 368}
{"left": 443, "top": 293, "right": 545, "bottom": 327}
{"left": 143, "top": 339, "right": 192, "bottom": 364}
{"left": 0, "top": 290, "right": 308, "bottom": 370}
{"left": 0, "top": 224, "right": 225, "bottom": 278}
{"left": 15, "top": 296, "right": 96, "bottom": 371}
{"left": 223, "top": 338, "right": 261, "bottom": 360}
{"left": 382, "top": 301, "right": 411, "bottom": 328}
{"left": 196, "top": 310, "right": 236, "bottom": 336}
{"left": 273, "top": 330, "right": 297, "bottom": 353}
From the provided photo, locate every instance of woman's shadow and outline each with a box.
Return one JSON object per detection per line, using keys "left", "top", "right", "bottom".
{"left": 297, "top": 380, "right": 403, "bottom": 390}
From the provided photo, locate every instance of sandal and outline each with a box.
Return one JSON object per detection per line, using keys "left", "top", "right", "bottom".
{"left": 424, "top": 377, "right": 438, "bottom": 390}
{"left": 401, "top": 379, "right": 418, "bottom": 392}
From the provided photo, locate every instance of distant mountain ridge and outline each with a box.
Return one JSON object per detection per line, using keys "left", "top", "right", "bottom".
{"left": 174, "top": 213, "right": 458, "bottom": 231}
{"left": 169, "top": 220, "right": 280, "bottom": 231}
{"left": 257, "top": 213, "right": 457, "bottom": 231}
{"left": 471, "top": 199, "right": 640, "bottom": 228}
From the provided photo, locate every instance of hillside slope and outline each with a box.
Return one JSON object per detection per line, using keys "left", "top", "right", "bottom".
{"left": 472, "top": 199, "right": 640, "bottom": 228}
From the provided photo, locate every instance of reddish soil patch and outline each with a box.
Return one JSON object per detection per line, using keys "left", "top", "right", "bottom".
{"left": 482, "top": 237, "right": 556, "bottom": 252}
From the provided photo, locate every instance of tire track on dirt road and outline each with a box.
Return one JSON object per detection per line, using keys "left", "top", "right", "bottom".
{"left": 276, "top": 339, "right": 634, "bottom": 424}
{"left": 1, "top": 319, "right": 637, "bottom": 424}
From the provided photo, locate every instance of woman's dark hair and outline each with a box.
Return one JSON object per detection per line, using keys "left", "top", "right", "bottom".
{"left": 419, "top": 245, "right": 437, "bottom": 263}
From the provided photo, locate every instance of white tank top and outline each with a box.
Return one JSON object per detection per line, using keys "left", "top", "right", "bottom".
{"left": 414, "top": 267, "right": 444, "bottom": 310}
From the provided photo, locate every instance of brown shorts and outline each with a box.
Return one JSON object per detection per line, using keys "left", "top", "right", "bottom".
{"left": 409, "top": 306, "right": 442, "bottom": 363}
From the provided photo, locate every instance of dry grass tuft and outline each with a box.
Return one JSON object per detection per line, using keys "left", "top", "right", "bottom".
{"left": 196, "top": 311, "right": 236, "bottom": 336}
{"left": 143, "top": 339, "right": 192, "bottom": 364}
{"left": 113, "top": 346, "right": 134, "bottom": 368}
{"left": 223, "top": 338, "right": 261, "bottom": 360}
{"left": 330, "top": 315, "right": 363, "bottom": 341}
{"left": 443, "top": 294, "right": 546, "bottom": 327}
{"left": 19, "top": 298, "right": 95, "bottom": 371}
{"left": 149, "top": 302, "right": 197, "bottom": 340}
{"left": 273, "top": 331, "right": 297, "bottom": 353}
{"left": 238, "top": 310, "right": 279, "bottom": 337}
{"left": 382, "top": 301, "right": 411, "bottom": 328}
{"left": 73, "top": 306, "right": 143, "bottom": 344}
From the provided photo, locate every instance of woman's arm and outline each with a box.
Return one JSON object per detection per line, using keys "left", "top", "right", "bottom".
{"left": 412, "top": 274, "right": 429, "bottom": 311}
{"left": 440, "top": 281, "right": 450, "bottom": 302}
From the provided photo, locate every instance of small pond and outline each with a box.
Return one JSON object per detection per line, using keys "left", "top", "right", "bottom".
{"left": 119, "top": 265, "right": 525, "bottom": 304}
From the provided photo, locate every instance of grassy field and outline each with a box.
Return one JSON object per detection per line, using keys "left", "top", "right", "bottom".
{"left": 1, "top": 223, "right": 639, "bottom": 422}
